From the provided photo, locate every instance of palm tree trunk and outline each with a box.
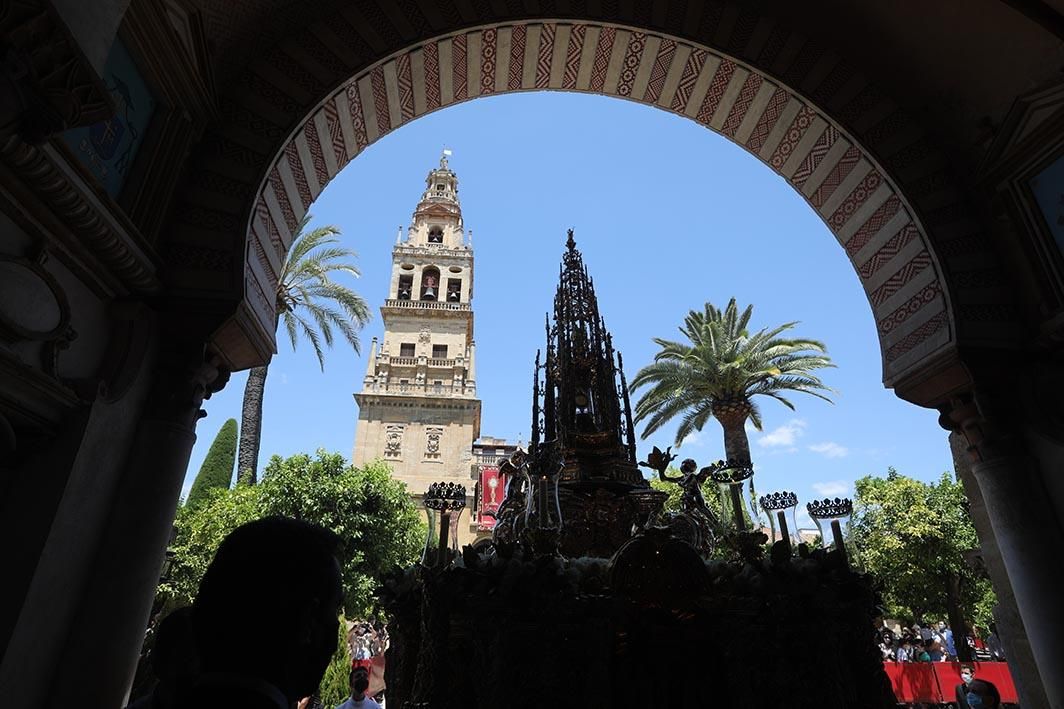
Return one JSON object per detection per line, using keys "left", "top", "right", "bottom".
{"left": 237, "top": 365, "right": 269, "bottom": 484}
{"left": 716, "top": 405, "right": 752, "bottom": 465}
{"left": 717, "top": 406, "right": 755, "bottom": 529}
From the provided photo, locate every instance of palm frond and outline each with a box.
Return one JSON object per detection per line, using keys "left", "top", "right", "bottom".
{"left": 633, "top": 298, "right": 835, "bottom": 446}
{"left": 273, "top": 217, "right": 370, "bottom": 369}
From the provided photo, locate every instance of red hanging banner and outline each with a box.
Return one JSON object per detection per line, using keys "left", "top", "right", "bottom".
{"left": 478, "top": 467, "right": 504, "bottom": 529}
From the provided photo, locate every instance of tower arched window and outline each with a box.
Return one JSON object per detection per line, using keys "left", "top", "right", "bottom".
{"left": 428, "top": 227, "right": 443, "bottom": 243}
{"left": 397, "top": 274, "right": 413, "bottom": 300}
{"left": 446, "top": 278, "right": 462, "bottom": 302}
{"left": 420, "top": 267, "right": 440, "bottom": 301}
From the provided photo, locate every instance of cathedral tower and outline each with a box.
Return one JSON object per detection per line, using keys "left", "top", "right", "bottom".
{"left": 353, "top": 153, "right": 481, "bottom": 541}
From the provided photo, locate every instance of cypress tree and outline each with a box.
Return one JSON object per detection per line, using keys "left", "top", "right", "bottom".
{"left": 186, "top": 418, "right": 238, "bottom": 506}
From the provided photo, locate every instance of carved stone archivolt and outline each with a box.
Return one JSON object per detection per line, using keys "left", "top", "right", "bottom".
{"left": 0, "top": 0, "right": 113, "bottom": 143}
{"left": 0, "top": 137, "right": 161, "bottom": 294}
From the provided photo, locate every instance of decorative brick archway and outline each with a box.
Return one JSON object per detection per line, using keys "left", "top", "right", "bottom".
{"left": 234, "top": 21, "right": 950, "bottom": 387}
{"left": 164, "top": 4, "right": 1020, "bottom": 408}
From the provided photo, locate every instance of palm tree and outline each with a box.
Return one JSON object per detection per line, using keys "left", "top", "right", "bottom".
{"left": 631, "top": 298, "right": 834, "bottom": 466}
{"left": 236, "top": 216, "right": 371, "bottom": 483}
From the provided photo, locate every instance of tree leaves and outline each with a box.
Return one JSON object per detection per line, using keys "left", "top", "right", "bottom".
{"left": 631, "top": 297, "right": 834, "bottom": 446}
{"left": 850, "top": 468, "right": 995, "bottom": 626}
{"left": 161, "top": 451, "right": 425, "bottom": 618}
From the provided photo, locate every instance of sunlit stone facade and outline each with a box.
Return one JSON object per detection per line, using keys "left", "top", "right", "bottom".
{"left": 353, "top": 154, "right": 482, "bottom": 545}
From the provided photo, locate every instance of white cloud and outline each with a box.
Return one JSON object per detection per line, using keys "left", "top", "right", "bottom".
{"left": 809, "top": 442, "right": 849, "bottom": 458}
{"left": 681, "top": 430, "right": 703, "bottom": 447}
{"left": 812, "top": 480, "right": 850, "bottom": 497}
{"left": 278, "top": 372, "right": 289, "bottom": 385}
{"left": 757, "top": 419, "right": 806, "bottom": 448}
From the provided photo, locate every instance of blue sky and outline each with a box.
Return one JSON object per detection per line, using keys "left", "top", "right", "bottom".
{"left": 183, "top": 91, "right": 953, "bottom": 529}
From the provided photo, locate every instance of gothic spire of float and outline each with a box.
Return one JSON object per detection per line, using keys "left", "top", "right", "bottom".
{"left": 531, "top": 230, "right": 640, "bottom": 486}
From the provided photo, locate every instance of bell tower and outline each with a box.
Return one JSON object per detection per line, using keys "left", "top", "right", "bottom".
{"left": 353, "top": 152, "right": 481, "bottom": 541}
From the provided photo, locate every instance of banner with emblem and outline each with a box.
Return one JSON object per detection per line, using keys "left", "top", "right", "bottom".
{"left": 61, "top": 40, "right": 156, "bottom": 198}
{"left": 478, "top": 467, "right": 504, "bottom": 530}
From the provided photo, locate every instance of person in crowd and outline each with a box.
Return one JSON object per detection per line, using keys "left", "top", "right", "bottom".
{"left": 125, "top": 607, "right": 198, "bottom": 709}
{"left": 917, "top": 622, "right": 933, "bottom": 642}
{"left": 336, "top": 668, "right": 382, "bottom": 709}
{"left": 985, "top": 623, "right": 1006, "bottom": 662}
{"left": 955, "top": 665, "right": 976, "bottom": 709}
{"left": 916, "top": 639, "right": 933, "bottom": 662}
{"left": 895, "top": 636, "right": 912, "bottom": 663}
{"left": 879, "top": 632, "right": 896, "bottom": 661}
{"left": 938, "top": 621, "right": 957, "bottom": 660}
{"left": 181, "top": 516, "right": 344, "bottom": 709}
{"left": 928, "top": 640, "right": 945, "bottom": 662}
{"left": 965, "top": 679, "right": 1002, "bottom": 708}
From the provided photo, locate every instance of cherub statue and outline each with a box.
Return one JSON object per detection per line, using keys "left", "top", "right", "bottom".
{"left": 661, "top": 459, "right": 716, "bottom": 519}
{"left": 639, "top": 450, "right": 725, "bottom": 556}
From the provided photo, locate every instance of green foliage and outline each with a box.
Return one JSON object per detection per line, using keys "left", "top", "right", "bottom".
{"left": 257, "top": 452, "right": 424, "bottom": 617}
{"left": 631, "top": 298, "right": 834, "bottom": 445}
{"left": 850, "top": 467, "right": 996, "bottom": 627}
{"left": 160, "top": 451, "right": 424, "bottom": 618}
{"left": 162, "top": 483, "right": 260, "bottom": 609}
{"left": 186, "top": 418, "right": 238, "bottom": 506}
{"left": 318, "top": 620, "right": 353, "bottom": 707}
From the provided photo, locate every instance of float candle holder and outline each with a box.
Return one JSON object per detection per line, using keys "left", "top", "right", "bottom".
{"left": 777, "top": 511, "right": 791, "bottom": 554}
{"left": 760, "top": 491, "right": 799, "bottom": 555}
{"left": 806, "top": 497, "right": 853, "bottom": 568}
{"left": 438, "top": 509, "right": 451, "bottom": 563}
{"left": 421, "top": 482, "right": 467, "bottom": 569}
{"left": 730, "top": 484, "right": 746, "bottom": 530}
{"left": 831, "top": 519, "right": 845, "bottom": 562}
{"left": 713, "top": 462, "right": 755, "bottom": 532}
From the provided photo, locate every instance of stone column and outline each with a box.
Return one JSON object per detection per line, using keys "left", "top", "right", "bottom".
{"left": 949, "top": 431, "right": 1049, "bottom": 709}
{"left": 467, "top": 340, "right": 476, "bottom": 395}
{"left": 45, "top": 340, "right": 228, "bottom": 709}
{"left": 945, "top": 395, "right": 1064, "bottom": 708}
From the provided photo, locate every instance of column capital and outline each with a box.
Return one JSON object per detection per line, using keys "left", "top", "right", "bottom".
{"left": 143, "top": 340, "right": 230, "bottom": 429}
{"left": 938, "top": 390, "right": 1022, "bottom": 464}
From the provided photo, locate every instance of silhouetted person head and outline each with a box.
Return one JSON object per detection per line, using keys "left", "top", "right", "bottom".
{"left": 193, "top": 516, "right": 343, "bottom": 703}
{"left": 152, "top": 606, "right": 198, "bottom": 706}
{"left": 349, "top": 668, "right": 370, "bottom": 700}
{"left": 124, "top": 607, "right": 198, "bottom": 709}
{"left": 966, "top": 679, "right": 1001, "bottom": 708}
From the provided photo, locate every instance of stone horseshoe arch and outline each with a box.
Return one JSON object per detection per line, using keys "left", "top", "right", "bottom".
{"left": 174, "top": 13, "right": 1003, "bottom": 401}
{"left": 241, "top": 23, "right": 950, "bottom": 386}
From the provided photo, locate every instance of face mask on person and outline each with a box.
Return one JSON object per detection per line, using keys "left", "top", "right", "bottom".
{"left": 961, "top": 672, "right": 973, "bottom": 684}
